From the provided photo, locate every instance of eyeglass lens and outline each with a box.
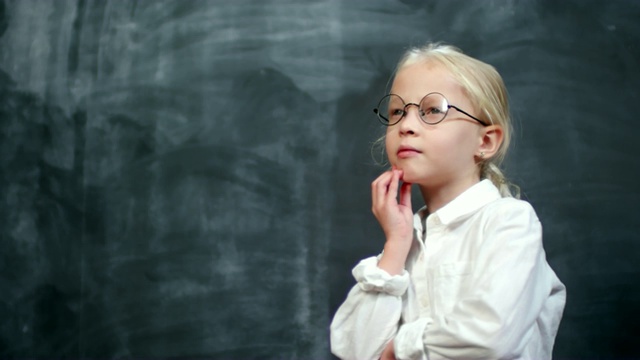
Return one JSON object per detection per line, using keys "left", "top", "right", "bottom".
{"left": 377, "top": 93, "right": 449, "bottom": 125}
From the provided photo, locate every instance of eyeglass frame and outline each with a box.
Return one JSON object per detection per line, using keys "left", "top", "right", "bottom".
{"left": 373, "top": 92, "right": 489, "bottom": 127}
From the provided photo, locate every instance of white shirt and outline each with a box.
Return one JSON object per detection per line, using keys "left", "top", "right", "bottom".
{"left": 330, "top": 180, "right": 566, "bottom": 360}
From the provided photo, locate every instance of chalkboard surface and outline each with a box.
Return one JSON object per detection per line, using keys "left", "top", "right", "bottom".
{"left": 1, "top": 0, "right": 639, "bottom": 358}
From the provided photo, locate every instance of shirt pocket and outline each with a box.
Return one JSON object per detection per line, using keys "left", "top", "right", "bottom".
{"left": 432, "top": 261, "right": 475, "bottom": 314}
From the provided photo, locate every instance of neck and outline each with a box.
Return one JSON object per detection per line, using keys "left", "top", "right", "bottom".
{"left": 418, "top": 175, "right": 481, "bottom": 214}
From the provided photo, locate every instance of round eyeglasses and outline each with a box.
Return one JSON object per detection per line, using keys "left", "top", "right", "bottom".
{"left": 373, "top": 92, "right": 488, "bottom": 126}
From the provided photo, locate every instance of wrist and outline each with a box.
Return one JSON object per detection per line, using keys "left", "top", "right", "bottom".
{"left": 378, "top": 241, "right": 411, "bottom": 276}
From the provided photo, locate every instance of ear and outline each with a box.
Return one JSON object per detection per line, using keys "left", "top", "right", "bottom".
{"left": 476, "top": 125, "right": 504, "bottom": 160}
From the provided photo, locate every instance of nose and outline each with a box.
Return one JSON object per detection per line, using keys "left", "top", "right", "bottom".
{"left": 398, "top": 103, "right": 421, "bottom": 135}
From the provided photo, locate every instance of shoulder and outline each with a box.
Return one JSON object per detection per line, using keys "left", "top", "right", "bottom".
{"left": 478, "top": 197, "right": 542, "bottom": 234}
{"left": 484, "top": 196, "right": 538, "bottom": 220}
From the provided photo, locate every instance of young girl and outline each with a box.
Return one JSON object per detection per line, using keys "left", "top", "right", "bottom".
{"left": 330, "top": 43, "right": 566, "bottom": 360}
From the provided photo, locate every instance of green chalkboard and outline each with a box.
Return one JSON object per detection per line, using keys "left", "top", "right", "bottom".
{"left": 0, "top": 0, "right": 639, "bottom": 358}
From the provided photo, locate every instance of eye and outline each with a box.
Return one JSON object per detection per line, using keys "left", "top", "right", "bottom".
{"left": 389, "top": 108, "right": 405, "bottom": 119}
{"left": 423, "top": 106, "right": 445, "bottom": 115}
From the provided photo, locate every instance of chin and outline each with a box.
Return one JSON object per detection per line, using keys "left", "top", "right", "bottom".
{"left": 397, "top": 167, "right": 419, "bottom": 184}
{"left": 393, "top": 160, "right": 422, "bottom": 182}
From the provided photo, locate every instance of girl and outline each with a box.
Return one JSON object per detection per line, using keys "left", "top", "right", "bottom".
{"left": 330, "top": 43, "right": 566, "bottom": 360}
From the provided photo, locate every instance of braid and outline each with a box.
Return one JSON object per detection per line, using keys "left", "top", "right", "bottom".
{"left": 481, "top": 162, "right": 520, "bottom": 198}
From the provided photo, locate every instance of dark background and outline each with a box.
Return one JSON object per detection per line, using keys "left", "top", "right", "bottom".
{"left": 1, "top": 0, "right": 639, "bottom": 358}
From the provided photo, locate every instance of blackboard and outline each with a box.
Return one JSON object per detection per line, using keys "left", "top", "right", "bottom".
{"left": 1, "top": 0, "right": 639, "bottom": 358}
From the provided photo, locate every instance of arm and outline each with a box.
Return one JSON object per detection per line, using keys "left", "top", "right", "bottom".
{"left": 331, "top": 169, "right": 415, "bottom": 359}
{"left": 330, "top": 256, "right": 410, "bottom": 360}
{"left": 374, "top": 168, "right": 414, "bottom": 275}
{"left": 394, "top": 200, "right": 562, "bottom": 360}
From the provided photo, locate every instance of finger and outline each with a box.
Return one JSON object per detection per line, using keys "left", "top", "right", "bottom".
{"left": 372, "top": 170, "right": 393, "bottom": 187}
{"left": 386, "top": 170, "right": 400, "bottom": 203}
{"left": 372, "top": 171, "right": 393, "bottom": 208}
{"left": 399, "top": 181, "right": 412, "bottom": 208}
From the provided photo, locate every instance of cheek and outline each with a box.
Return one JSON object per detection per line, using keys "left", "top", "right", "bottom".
{"left": 385, "top": 135, "right": 396, "bottom": 164}
{"left": 436, "top": 130, "right": 480, "bottom": 161}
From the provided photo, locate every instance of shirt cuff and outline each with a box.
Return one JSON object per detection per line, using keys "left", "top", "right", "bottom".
{"left": 352, "top": 256, "right": 410, "bottom": 297}
{"left": 394, "top": 317, "right": 430, "bottom": 360}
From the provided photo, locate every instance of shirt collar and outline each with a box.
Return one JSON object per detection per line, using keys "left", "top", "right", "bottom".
{"left": 424, "top": 179, "right": 502, "bottom": 226}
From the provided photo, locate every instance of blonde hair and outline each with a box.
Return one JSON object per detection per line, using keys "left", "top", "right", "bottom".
{"left": 375, "top": 43, "right": 518, "bottom": 198}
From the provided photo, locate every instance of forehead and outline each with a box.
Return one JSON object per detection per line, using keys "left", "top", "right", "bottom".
{"left": 391, "top": 62, "right": 465, "bottom": 103}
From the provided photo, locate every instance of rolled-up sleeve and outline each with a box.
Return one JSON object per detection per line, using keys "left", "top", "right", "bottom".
{"left": 330, "top": 256, "right": 410, "bottom": 360}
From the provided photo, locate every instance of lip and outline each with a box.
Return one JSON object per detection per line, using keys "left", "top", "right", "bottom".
{"left": 397, "top": 145, "right": 421, "bottom": 158}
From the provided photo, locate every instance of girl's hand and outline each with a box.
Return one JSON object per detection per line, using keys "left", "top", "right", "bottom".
{"left": 380, "top": 339, "right": 396, "bottom": 360}
{"left": 372, "top": 168, "right": 413, "bottom": 275}
{"left": 371, "top": 168, "right": 413, "bottom": 244}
